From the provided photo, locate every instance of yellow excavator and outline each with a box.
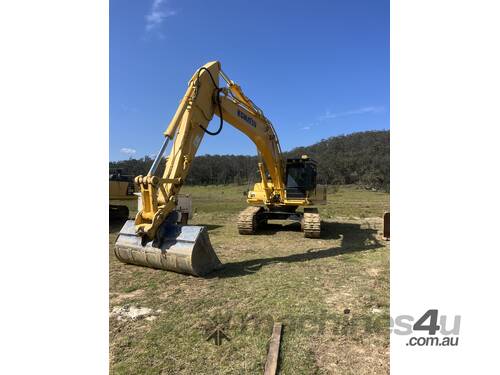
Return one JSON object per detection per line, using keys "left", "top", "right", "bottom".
{"left": 109, "top": 169, "right": 136, "bottom": 219}
{"left": 115, "top": 61, "right": 326, "bottom": 276}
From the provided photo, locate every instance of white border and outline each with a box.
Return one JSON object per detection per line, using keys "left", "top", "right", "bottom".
{"left": 391, "top": 0, "right": 500, "bottom": 373}
{"left": 0, "top": 1, "right": 109, "bottom": 373}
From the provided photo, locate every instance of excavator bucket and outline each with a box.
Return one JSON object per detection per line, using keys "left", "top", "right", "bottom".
{"left": 114, "top": 220, "right": 222, "bottom": 276}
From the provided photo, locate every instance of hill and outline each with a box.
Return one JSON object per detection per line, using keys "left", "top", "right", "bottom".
{"left": 110, "top": 130, "right": 389, "bottom": 189}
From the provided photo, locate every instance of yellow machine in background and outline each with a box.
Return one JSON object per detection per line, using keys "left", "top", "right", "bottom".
{"left": 115, "top": 61, "right": 326, "bottom": 276}
{"left": 109, "top": 169, "right": 136, "bottom": 219}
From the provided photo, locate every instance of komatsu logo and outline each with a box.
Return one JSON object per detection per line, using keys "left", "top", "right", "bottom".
{"left": 237, "top": 109, "right": 256, "bottom": 127}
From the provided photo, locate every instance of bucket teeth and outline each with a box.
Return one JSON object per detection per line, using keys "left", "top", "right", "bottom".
{"left": 114, "top": 220, "right": 222, "bottom": 276}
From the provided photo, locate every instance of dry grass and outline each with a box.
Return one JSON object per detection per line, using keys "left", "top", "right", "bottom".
{"left": 109, "top": 185, "right": 389, "bottom": 374}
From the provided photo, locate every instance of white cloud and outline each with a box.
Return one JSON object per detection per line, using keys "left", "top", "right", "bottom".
{"left": 145, "top": 0, "right": 177, "bottom": 32}
{"left": 120, "top": 148, "right": 137, "bottom": 157}
{"left": 300, "top": 106, "right": 384, "bottom": 130}
{"left": 301, "top": 122, "right": 317, "bottom": 130}
{"left": 319, "top": 106, "right": 384, "bottom": 121}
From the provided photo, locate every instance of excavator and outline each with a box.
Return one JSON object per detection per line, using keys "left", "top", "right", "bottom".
{"left": 109, "top": 169, "right": 138, "bottom": 219}
{"left": 115, "top": 61, "right": 326, "bottom": 276}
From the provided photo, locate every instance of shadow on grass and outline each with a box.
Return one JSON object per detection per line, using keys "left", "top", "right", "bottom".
{"left": 109, "top": 217, "right": 128, "bottom": 234}
{"left": 252, "top": 221, "right": 302, "bottom": 235}
{"left": 208, "top": 222, "right": 383, "bottom": 279}
{"left": 196, "top": 224, "right": 223, "bottom": 231}
{"left": 253, "top": 222, "right": 353, "bottom": 240}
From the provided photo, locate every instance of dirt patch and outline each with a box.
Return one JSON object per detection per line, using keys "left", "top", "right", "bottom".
{"left": 110, "top": 305, "right": 161, "bottom": 321}
{"left": 314, "top": 333, "right": 389, "bottom": 374}
{"left": 334, "top": 216, "right": 384, "bottom": 234}
{"left": 110, "top": 289, "right": 144, "bottom": 303}
{"left": 366, "top": 267, "right": 381, "bottom": 277}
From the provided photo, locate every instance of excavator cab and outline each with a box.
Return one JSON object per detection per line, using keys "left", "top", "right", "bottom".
{"left": 285, "top": 156, "right": 317, "bottom": 198}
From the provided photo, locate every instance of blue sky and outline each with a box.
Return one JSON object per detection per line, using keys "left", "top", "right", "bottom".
{"left": 110, "top": 0, "right": 389, "bottom": 161}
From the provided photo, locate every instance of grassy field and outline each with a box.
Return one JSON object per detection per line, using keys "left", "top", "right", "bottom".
{"left": 109, "top": 185, "right": 390, "bottom": 374}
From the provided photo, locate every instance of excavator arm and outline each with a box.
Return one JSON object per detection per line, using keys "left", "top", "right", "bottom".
{"left": 135, "top": 61, "right": 285, "bottom": 240}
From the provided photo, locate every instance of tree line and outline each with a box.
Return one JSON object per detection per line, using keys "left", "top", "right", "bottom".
{"left": 110, "top": 130, "right": 389, "bottom": 190}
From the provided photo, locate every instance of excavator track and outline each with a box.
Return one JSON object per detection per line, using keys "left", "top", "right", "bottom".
{"left": 303, "top": 209, "right": 321, "bottom": 238}
{"left": 237, "top": 206, "right": 263, "bottom": 234}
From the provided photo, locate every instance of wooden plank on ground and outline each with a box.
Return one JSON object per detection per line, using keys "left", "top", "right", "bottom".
{"left": 264, "top": 322, "right": 282, "bottom": 375}
{"left": 383, "top": 211, "right": 390, "bottom": 239}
